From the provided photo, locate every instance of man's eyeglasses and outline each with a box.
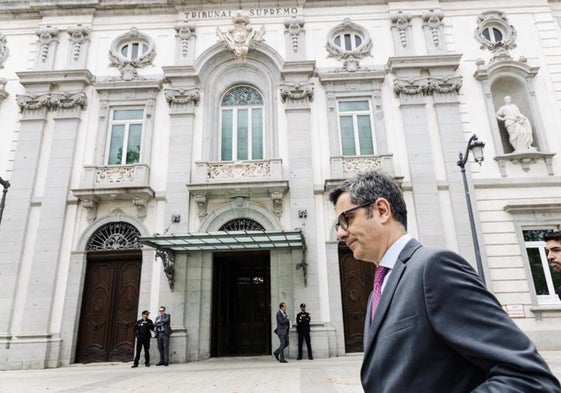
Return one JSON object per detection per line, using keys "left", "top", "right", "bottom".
{"left": 335, "top": 200, "right": 375, "bottom": 232}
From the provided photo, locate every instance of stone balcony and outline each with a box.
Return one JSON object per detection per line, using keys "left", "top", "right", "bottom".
{"left": 71, "top": 164, "right": 154, "bottom": 222}
{"left": 325, "top": 154, "right": 396, "bottom": 190}
{"left": 188, "top": 159, "right": 288, "bottom": 217}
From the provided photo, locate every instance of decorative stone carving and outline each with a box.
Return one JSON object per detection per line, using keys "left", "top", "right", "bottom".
{"left": 0, "top": 33, "right": 9, "bottom": 68}
{"left": 67, "top": 25, "right": 91, "bottom": 66}
{"left": 494, "top": 152, "right": 555, "bottom": 177}
{"left": 474, "top": 10, "right": 517, "bottom": 63}
{"left": 270, "top": 190, "right": 284, "bottom": 218}
{"left": 35, "top": 25, "right": 59, "bottom": 68}
{"left": 132, "top": 196, "right": 148, "bottom": 220}
{"left": 164, "top": 87, "right": 200, "bottom": 106}
{"left": 390, "top": 12, "right": 412, "bottom": 51}
{"left": 95, "top": 165, "right": 136, "bottom": 184}
{"left": 393, "top": 76, "right": 462, "bottom": 97}
{"left": 279, "top": 81, "right": 314, "bottom": 103}
{"left": 422, "top": 10, "right": 445, "bottom": 53}
{"left": 216, "top": 11, "right": 265, "bottom": 60}
{"left": 156, "top": 248, "right": 175, "bottom": 291}
{"left": 342, "top": 156, "right": 384, "bottom": 174}
{"left": 109, "top": 27, "right": 156, "bottom": 80}
{"left": 82, "top": 198, "right": 99, "bottom": 223}
{"left": 0, "top": 78, "right": 8, "bottom": 101}
{"left": 496, "top": 96, "right": 537, "bottom": 153}
{"left": 207, "top": 161, "right": 272, "bottom": 180}
{"left": 193, "top": 193, "right": 207, "bottom": 217}
{"left": 284, "top": 16, "right": 305, "bottom": 55}
{"left": 175, "top": 22, "right": 196, "bottom": 60}
{"left": 326, "top": 18, "right": 372, "bottom": 72}
{"left": 16, "top": 91, "right": 87, "bottom": 112}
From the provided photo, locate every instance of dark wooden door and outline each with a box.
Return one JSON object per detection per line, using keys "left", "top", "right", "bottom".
{"left": 338, "top": 245, "right": 375, "bottom": 353}
{"left": 211, "top": 251, "right": 271, "bottom": 357}
{"left": 75, "top": 250, "right": 141, "bottom": 363}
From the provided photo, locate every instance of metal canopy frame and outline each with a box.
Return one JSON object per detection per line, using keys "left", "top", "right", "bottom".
{"left": 138, "top": 230, "right": 307, "bottom": 291}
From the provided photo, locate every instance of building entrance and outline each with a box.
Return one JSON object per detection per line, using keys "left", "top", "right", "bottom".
{"left": 338, "top": 245, "right": 374, "bottom": 353}
{"left": 75, "top": 250, "right": 141, "bottom": 363}
{"left": 211, "top": 251, "right": 271, "bottom": 357}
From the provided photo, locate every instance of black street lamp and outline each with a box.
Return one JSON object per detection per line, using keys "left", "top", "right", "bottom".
{"left": 0, "top": 176, "right": 10, "bottom": 226}
{"left": 457, "top": 134, "right": 486, "bottom": 286}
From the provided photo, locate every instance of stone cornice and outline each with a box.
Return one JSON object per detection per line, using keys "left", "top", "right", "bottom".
{"left": 16, "top": 69, "right": 94, "bottom": 88}
{"left": 387, "top": 54, "right": 463, "bottom": 74}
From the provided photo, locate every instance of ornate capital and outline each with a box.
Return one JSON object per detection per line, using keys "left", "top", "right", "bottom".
{"left": 193, "top": 193, "right": 207, "bottom": 217}
{"left": 82, "top": 198, "right": 99, "bottom": 223}
{"left": 393, "top": 76, "right": 462, "bottom": 97}
{"left": 390, "top": 12, "right": 412, "bottom": 48}
{"left": 270, "top": 190, "right": 284, "bottom": 218}
{"left": 68, "top": 25, "right": 91, "bottom": 61}
{"left": 279, "top": 81, "right": 314, "bottom": 104}
{"left": 164, "top": 87, "right": 200, "bottom": 106}
{"left": 422, "top": 10, "right": 445, "bottom": 51}
{"left": 284, "top": 16, "right": 305, "bottom": 54}
{"left": 16, "top": 91, "right": 87, "bottom": 112}
{"left": 175, "top": 22, "right": 196, "bottom": 59}
{"left": 36, "top": 25, "right": 59, "bottom": 63}
{"left": 217, "top": 11, "right": 265, "bottom": 60}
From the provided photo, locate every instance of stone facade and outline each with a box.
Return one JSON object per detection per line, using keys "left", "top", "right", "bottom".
{"left": 1, "top": 0, "right": 561, "bottom": 370}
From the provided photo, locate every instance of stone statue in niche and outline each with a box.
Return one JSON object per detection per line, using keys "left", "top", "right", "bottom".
{"left": 496, "top": 96, "right": 537, "bottom": 152}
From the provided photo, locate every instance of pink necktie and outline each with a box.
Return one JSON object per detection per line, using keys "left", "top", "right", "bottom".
{"left": 371, "top": 266, "right": 389, "bottom": 321}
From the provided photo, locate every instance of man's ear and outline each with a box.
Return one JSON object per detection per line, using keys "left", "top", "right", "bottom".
{"left": 374, "top": 198, "right": 392, "bottom": 222}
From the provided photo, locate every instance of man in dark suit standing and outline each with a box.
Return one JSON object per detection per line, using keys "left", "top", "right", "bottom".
{"left": 154, "top": 305, "right": 171, "bottom": 366}
{"left": 329, "top": 170, "right": 560, "bottom": 393}
{"left": 273, "top": 302, "right": 290, "bottom": 363}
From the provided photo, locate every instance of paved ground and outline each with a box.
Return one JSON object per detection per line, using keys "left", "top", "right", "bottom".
{"left": 1, "top": 351, "right": 561, "bottom": 393}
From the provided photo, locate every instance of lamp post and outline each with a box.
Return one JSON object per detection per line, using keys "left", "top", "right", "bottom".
{"left": 0, "top": 176, "right": 10, "bottom": 226}
{"left": 457, "top": 134, "right": 486, "bottom": 286}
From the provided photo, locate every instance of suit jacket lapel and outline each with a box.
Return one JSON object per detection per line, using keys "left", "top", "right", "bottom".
{"left": 363, "top": 239, "right": 422, "bottom": 356}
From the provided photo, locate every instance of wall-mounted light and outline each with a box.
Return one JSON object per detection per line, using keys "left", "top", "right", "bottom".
{"left": 298, "top": 209, "right": 307, "bottom": 219}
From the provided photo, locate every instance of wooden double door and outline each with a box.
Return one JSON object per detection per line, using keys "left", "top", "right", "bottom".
{"left": 211, "top": 251, "right": 271, "bottom": 357}
{"left": 75, "top": 250, "right": 142, "bottom": 363}
{"left": 338, "top": 245, "right": 375, "bottom": 353}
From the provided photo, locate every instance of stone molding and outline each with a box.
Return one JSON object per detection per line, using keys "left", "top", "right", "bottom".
{"left": 0, "top": 32, "right": 8, "bottom": 68}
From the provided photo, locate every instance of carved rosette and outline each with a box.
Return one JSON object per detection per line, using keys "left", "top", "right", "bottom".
{"left": 36, "top": 25, "right": 59, "bottom": 63}
{"left": 217, "top": 11, "right": 265, "bottom": 60}
{"left": 393, "top": 76, "right": 462, "bottom": 97}
{"left": 284, "top": 16, "right": 305, "bottom": 54}
{"left": 68, "top": 25, "right": 91, "bottom": 61}
{"left": 164, "top": 87, "right": 200, "bottom": 106}
{"left": 0, "top": 32, "right": 8, "bottom": 68}
{"left": 175, "top": 22, "right": 196, "bottom": 59}
{"left": 16, "top": 91, "right": 87, "bottom": 112}
{"left": 279, "top": 81, "right": 314, "bottom": 104}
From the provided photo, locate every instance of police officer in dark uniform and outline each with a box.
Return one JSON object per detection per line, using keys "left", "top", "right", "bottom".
{"left": 296, "top": 303, "right": 313, "bottom": 360}
{"left": 132, "top": 310, "right": 154, "bottom": 368}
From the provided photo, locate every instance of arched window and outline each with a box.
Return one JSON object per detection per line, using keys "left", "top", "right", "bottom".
{"left": 86, "top": 222, "right": 141, "bottom": 251}
{"left": 220, "top": 85, "right": 264, "bottom": 161}
{"left": 119, "top": 41, "right": 150, "bottom": 61}
{"left": 220, "top": 218, "right": 265, "bottom": 231}
{"left": 482, "top": 27, "right": 503, "bottom": 43}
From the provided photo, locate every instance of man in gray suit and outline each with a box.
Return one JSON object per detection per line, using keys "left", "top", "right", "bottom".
{"left": 273, "top": 302, "right": 290, "bottom": 363}
{"left": 329, "top": 170, "right": 560, "bottom": 393}
{"left": 154, "top": 305, "right": 171, "bottom": 366}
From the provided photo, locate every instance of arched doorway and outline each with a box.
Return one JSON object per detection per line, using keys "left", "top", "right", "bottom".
{"left": 75, "top": 222, "right": 142, "bottom": 363}
{"left": 211, "top": 219, "right": 272, "bottom": 357}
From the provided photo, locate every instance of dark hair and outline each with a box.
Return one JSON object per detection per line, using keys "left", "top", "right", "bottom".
{"left": 328, "top": 170, "right": 407, "bottom": 229}
{"left": 543, "top": 231, "right": 561, "bottom": 243}
{"left": 279, "top": 302, "right": 286, "bottom": 308}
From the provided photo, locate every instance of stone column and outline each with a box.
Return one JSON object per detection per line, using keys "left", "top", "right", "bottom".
{"left": 432, "top": 78, "right": 484, "bottom": 264}
{"left": 0, "top": 98, "right": 48, "bottom": 338}
{"left": 20, "top": 92, "right": 87, "bottom": 338}
{"left": 393, "top": 80, "right": 445, "bottom": 247}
